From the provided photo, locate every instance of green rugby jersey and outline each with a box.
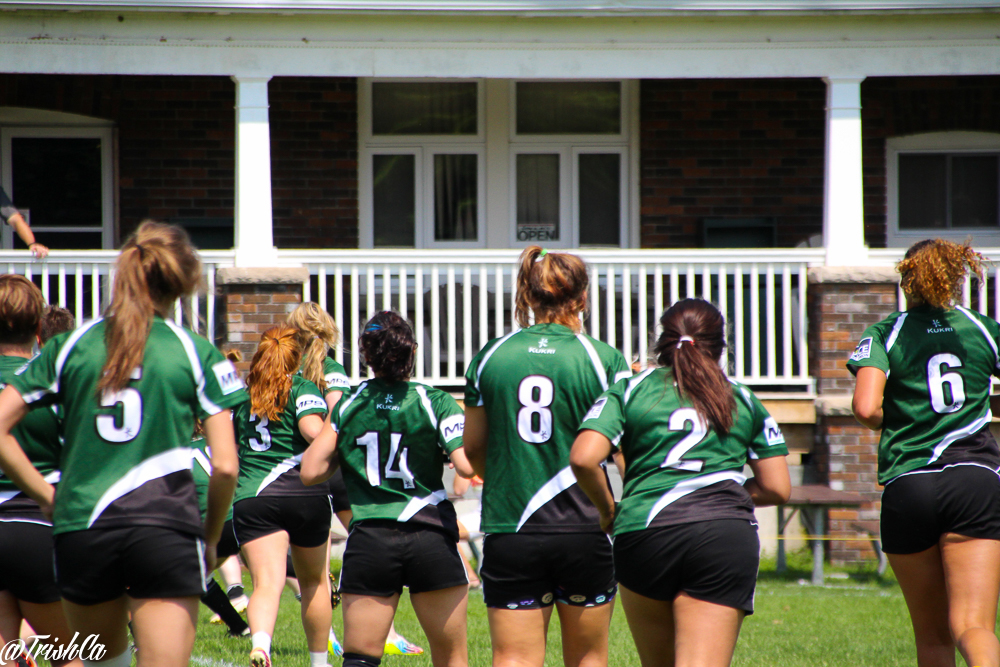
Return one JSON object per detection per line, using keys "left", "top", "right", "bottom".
{"left": 191, "top": 436, "right": 234, "bottom": 523}
{"left": 847, "top": 304, "right": 1000, "bottom": 484}
{"left": 465, "top": 323, "right": 631, "bottom": 534}
{"left": 297, "top": 356, "right": 350, "bottom": 397}
{"left": 580, "top": 368, "right": 788, "bottom": 536}
{"left": 8, "top": 317, "right": 247, "bottom": 536}
{"left": 333, "top": 378, "right": 464, "bottom": 539}
{"left": 0, "top": 355, "right": 62, "bottom": 522}
{"left": 233, "top": 376, "right": 329, "bottom": 503}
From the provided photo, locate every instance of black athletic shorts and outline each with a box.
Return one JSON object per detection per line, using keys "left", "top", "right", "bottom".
{"left": 328, "top": 469, "right": 351, "bottom": 514}
{"left": 613, "top": 519, "right": 759, "bottom": 615}
{"left": 340, "top": 520, "right": 468, "bottom": 597}
{"left": 0, "top": 520, "right": 60, "bottom": 604}
{"left": 481, "top": 532, "right": 617, "bottom": 610}
{"left": 217, "top": 519, "right": 240, "bottom": 559}
{"left": 54, "top": 525, "right": 207, "bottom": 605}
{"left": 881, "top": 463, "right": 1000, "bottom": 554}
{"left": 233, "top": 495, "right": 332, "bottom": 548}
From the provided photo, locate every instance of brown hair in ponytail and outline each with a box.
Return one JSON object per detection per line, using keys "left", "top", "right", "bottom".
{"left": 514, "top": 246, "right": 589, "bottom": 331}
{"left": 897, "top": 238, "right": 986, "bottom": 310}
{"left": 246, "top": 326, "right": 301, "bottom": 421}
{"left": 99, "top": 221, "right": 201, "bottom": 394}
{"left": 653, "top": 298, "right": 735, "bottom": 435}
{"left": 286, "top": 302, "right": 341, "bottom": 392}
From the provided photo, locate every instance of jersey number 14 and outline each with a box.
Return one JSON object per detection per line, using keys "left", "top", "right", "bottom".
{"left": 357, "top": 431, "right": 415, "bottom": 489}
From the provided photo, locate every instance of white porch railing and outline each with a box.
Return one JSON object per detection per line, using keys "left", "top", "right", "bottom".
{"left": 0, "top": 250, "right": 236, "bottom": 342}
{"left": 282, "top": 248, "right": 827, "bottom": 390}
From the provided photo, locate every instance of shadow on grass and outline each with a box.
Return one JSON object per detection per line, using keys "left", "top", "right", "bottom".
{"left": 757, "top": 548, "right": 898, "bottom": 588}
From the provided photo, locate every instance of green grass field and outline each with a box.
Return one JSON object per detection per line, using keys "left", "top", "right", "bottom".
{"left": 188, "top": 551, "right": 939, "bottom": 667}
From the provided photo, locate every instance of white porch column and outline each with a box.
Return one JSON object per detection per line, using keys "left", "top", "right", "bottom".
{"left": 232, "top": 76, "right": 277, "bottom": 267}
{"left": 823, "top": 77, "right": 867, "bottom": 266}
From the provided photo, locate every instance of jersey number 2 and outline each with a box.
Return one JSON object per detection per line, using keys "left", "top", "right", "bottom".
{"left": 927, "top": 353, "right": 965, "bottom": 415}
{"left": 358, "top": 431, "right": 415, "bottom": 489}
{"left": 660, "top": 408, "right": 706, "bottom": 473}
{"left": 96, "top": 367, "right": 143, "bottom": 443}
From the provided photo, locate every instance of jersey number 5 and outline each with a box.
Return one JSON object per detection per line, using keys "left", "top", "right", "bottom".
{"left": 358, "top": 431, "right": 415, "bottom": 489}
{"left": 660, "top": 408, "right": 706, "bottom": 473}
{"left": 927, "top": 353, "right": 965, "bottom": 415}
{"left": 96, "top": 367, "right": 143, "bottom": 443}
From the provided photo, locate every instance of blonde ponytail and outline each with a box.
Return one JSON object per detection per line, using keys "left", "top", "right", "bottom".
{"left": 286, "top": 302, "right": 340, "bottom": 392}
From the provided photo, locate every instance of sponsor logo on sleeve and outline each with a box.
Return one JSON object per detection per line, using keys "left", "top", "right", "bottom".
{"left": 849, "top": 337, "right": 872, "bottom": 362}
{"left": 296, "top": 395, "right": 328, "bottom": 414}
{"left": 325, "top": 372, "right": 350, "bottom": 389}
{"left": 763, "top": 417, "right": 785, "bottom": 447}
{"left": 212, "top": 360, "right": 244, "bottom": 395}
{"left": 439, "top": 413, "right": 464, "bottom": 441}
{"left": 584, "top": 397, "right": 607, "bottom": 421}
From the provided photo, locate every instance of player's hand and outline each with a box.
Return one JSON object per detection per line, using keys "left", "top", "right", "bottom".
{"left": 39, "top": 500, "right": 54, "bottom": 522}
{"left": 599, "top": 509, "right": 615, "bottom": 535}
{"left": 203, "top": 543, "right": 218, "bottom": 572}
{"left": 29, "top": 242, "right": 49, "bottom": 259}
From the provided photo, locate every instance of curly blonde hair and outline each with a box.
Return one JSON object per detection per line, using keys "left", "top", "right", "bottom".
{"left": 897, "top": 239, "right": 986, "bottom": 310}
{"left": 246, "top": 326, "right": 301, "bottom": 421}
{"left": 286, "top": 302, "right": 340, "bottom": 393}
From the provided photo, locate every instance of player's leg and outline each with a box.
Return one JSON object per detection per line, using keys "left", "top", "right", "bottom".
{"left": 289, "top": 542, "right": 333, "bottom": 654}
{"left": 887, "top": 547, "right": 955, "bottom": 667}
{"left": 128, "top": 597, "right": 200, "bottom": 667}
{"left": 671, "top": 594, "right": 743, "bottom": 667}
{"left": 61, "top": 598, "right": 131, "bottom": 660}
{"left": 555, "top": 602, "right": 613, "bottom": 667}
{"left": 409, "top": 586, "right": 468, "bottom": 667}
{"left": 342, "top": 593, "right": 399, "bottom": 657}
{"left": 940, "top": 533, "right": 1000, "bottom": 667}
{"left": 487, "top": 607, "right": 552, "bottom": 667}
{"left": 19, "top": 601, "right": 83, "bottom": 667}
{"left": 0, "top": 590, "right": 23, "bottom": 648}
{"left": 241, "top": 530, "right": 291, "bottom": 665}
{"left": 618, "top": 586, "right": 675, "bottom": 667}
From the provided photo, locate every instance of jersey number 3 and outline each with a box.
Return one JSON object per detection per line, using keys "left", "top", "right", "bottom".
{"left": 358, "top": 431, "right": 415, "bottom": 489}
{"left": 927, "top": 353, "right": 965, "bottom": 415}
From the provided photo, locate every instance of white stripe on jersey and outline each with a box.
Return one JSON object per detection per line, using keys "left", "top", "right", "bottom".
{"left": 87, "top": 446, "right": 194, "bottom": 527}
{"left": 414, "top": 385, "right": 438, "bottom": 428}
{"left": 397, "top": 489, "right": 449, "bottom": 523}
{"left": 338, "top": 381, "right": 368, "bottom": 419}
{"left": 623, "top": 367, "right": 656, "bottom": 405}
{"left": 885, "top": 460, "right": 1000, "bottom": 486}
{"left": 473, "top": 331, "right": 519, "bottom": 405}
{"left": 574, "top": 334, "right": 609, "bottom": 391}
{"left": 885, "top": 313, "right": 908, "bottom": 353}
{"left": 644, "top": 470, "right": 748, "bottom": 528}
{"left": 926, "top": 407, "right": 993, "bottom": 466}
{"left": 164, "top": 320, "right": 223, "bottom": 416}
{"left": 729, "top": 379, "right": 756, "bottom": 413}
{"left": 256, "top": 453, "right": 304, "bottom": 497}
{"left": 22, "top": 318, "right": 102, "bottom": 405}
{"left": 956, "top": 305, "right": 1000, "bottom": 370}
{"left": 192, "top": 449, "right": 212, "bottom": 475}
{"left": 515, "top": 465, "right": 577, "bottom": 532}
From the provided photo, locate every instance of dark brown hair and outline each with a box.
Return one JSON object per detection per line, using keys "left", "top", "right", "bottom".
{"left": 653, "top": 299, "right": 735, "bottom": 435}
{"left": 514, "top": 246, "right": 589, "bottom": 331}
{"left": 40, "top": 306, "right": 75, "bottom": 345}
{"left": 247, "top": 326, "right": 301, "bottom": 421}
{"left": 100, "top": 221, "right": 201, "bottom": 394}
{"left": 360, "top": 311, "right": 416, "bottom": 383}
{"left": 897, "top": 238, "right": 986, "bottom": 310}
{"left": 0, "top": 275, "right": 46, "bottom": 345}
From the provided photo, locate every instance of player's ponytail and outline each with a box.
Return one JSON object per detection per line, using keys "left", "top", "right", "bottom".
{"left": 897, "top": 238, "right": 986, "bottom": 310}
{"left": 514, "top": 246, "right": 589, "bottom": 331}
{"left": 247, "top": 325, "right": 301, "bottom": 421}
{"left": 360, "top": 311, "right": 415, "bottom": 383}
{"left": 100, "top": 221, "right": 200, "bottom": 394}
{"left": 287, "top": 302, "right": 340, "bottom": 392}
{"left": 653, "top": 299, "right": 735, "bottom": 435}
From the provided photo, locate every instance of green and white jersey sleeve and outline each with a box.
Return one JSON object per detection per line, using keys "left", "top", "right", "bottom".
{"left": 847, "top": 305, "right": 1000, "bottom": 484}
{"left": 191, "top": 436, "right": 235, "bottom": 523}
{"left": 8, "top": 317, "right": 248, "bottom": 536}
{"left": 322, "top": 357, "right": 350, "bottom": 395}
{"left": 233, "top": 376, "right": 329, "bottom": 503}
{"left": 0, "top": 355, "right": 62, "bottom": 523}
{"left": 580, "top": 368, "right": 788, "bottom": 536}
{"left": 333, "top": 379, "right": 463, "bottom": 539}
{"left": 464, "top": 323, "right": 630, "bottom": 534}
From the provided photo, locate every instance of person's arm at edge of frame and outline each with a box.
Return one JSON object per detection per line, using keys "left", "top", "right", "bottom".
{"left": 462, "top": 405, "right": 488, "bottom": 479}
{"left": 570, "top": 429, "right": 616, "bottom": 534}
{"left": 852, "top": 366, "right": 886, "bottom": 431}
{"left": 203, "top": 410, "right": 238, "bottom": 570}
{"left": 300, "top": 413, "right": 339, "bottom": 486}
{"left": 744, "top": 455, "right": 791, "bottom": 507}
{"left": 0, "top": 385, "right": 55, "bottom": 516}
{"left": 6, "top": 212, "right": 49, "bottom": 259}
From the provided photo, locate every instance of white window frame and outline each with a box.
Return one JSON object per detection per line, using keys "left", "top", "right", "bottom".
{"left": 1, "top": 126, "right": 115, "bottom": 250}
{"left": 886, "top": 131, "right": 1000, "bottom": 248}
{"left": 360, "top": 78, "right": 486, "bottom": 249}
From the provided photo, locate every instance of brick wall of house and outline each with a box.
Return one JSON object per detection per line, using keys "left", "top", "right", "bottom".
{"left": 862, "top": 76, "right": 1000, "bottom": 249}
{"left": 639, "top": 78, "right": 826, "bottom": 249}
{"left": 221, "top": 283, "right": 303, "bottom": 369}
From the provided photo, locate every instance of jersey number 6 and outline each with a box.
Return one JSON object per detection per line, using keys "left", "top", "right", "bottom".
{"left": 927, "top": 353, "right": 965, "bottom": 415}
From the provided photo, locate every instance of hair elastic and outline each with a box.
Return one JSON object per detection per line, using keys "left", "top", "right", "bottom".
{"left": 535, "top": 248, "right": 549, "bottom": 263}
{"left": 364, "top": 323, "right": 382, "bottom": 333}
{"left": 676, "top": 335, "right": 695, "bottom": 349}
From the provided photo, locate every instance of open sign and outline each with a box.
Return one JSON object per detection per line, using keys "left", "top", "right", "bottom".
{"left": 517, "top": 224, "right": 558, "bottom": 242}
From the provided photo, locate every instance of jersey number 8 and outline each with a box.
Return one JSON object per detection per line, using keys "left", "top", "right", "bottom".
{"left": 517, "top": 375, "right": 554, "bottom": 444}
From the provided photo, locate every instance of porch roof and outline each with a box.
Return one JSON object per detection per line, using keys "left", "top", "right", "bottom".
{"left": 3, "top": 0, "right": 997, "bottom": 14}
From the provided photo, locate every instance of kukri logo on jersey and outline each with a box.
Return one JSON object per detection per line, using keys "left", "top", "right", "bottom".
{"left": 927, "top": 319, "right": 954, "bottom": 334}
{"left": 529, "top": 337, "right": 556, "bottom": 355}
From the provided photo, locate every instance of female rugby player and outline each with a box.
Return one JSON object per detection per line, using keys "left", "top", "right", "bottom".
{"left": 301, "top": 310, "right": 474, "bottom": 667}
{"left": 463, "top": 246, "right": 630, "bottom": 667}
{"left": 0, "top": 276, "right": 80, "bottom": 667}
{"left": 571, "top": 298, "right": 790, "bottom": 667}
{"left": 231, "top": 325, "right": 337, "bottom": 667}
{"left": 850, "top": 239, "right": 1000, "bottom": 667}
{"left": 0, "top": 221, "right": 245, "bottom": 667}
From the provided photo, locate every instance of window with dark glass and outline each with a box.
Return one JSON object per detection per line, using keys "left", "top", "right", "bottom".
{"left": 372, "top": 82, "right": 478, "bottom": 136}
{"left": 899, "top": 153, "right": 999, "bottom": 230}
{"left": 516, "top": 81, "right": 621, "bottom": 135}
